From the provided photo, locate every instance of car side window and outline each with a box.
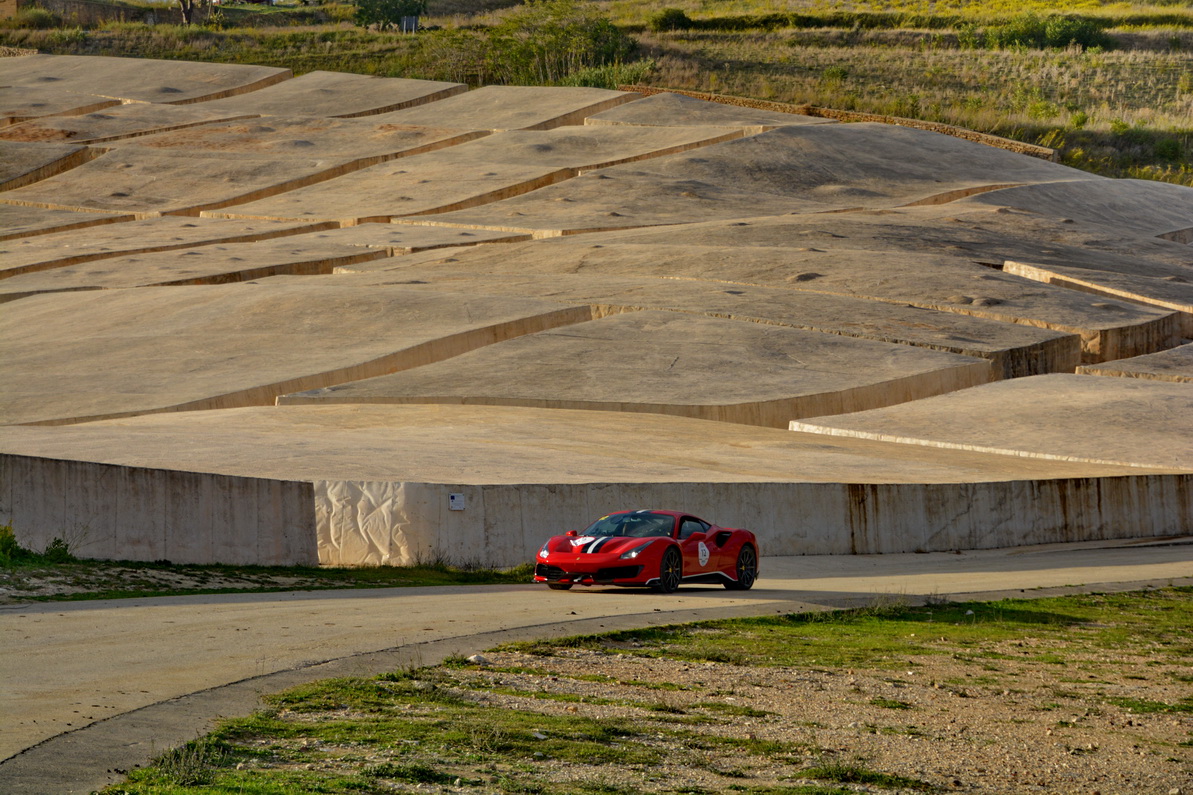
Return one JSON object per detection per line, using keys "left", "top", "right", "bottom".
{"left": 679, "top": 519, "right": 708, "bottom": 539}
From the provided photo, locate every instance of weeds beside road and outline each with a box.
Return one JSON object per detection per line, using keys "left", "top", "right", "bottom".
{"left": 0, "top": 525, "right": 534, "bottom": 602}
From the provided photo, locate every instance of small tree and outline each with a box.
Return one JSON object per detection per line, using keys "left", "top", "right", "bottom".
{"left": 177, "top": 0, "right": 199, "bottom": 26}
{"left": 355, "top": 0, "right": 428, "bottom": 31}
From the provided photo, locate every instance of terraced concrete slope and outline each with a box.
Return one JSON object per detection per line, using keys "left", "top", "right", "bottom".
{"left": 349, "top": 237, "right": 1179, "bottom": 363}
{"left": 0, "top": 285, "right": 590, "bottom": 424}
{"left": 0, "top": 53, "right": 289, "bottom": 103}
{"left": 0, "top": 56, "right": 1190, "bottom": 568}
{"left": 0, "top": 121, "right": 485, "bottom": 215}
{"left": 208, "top": 125, "right": 743, "bottom": 223}
{"left": 415, "top": 123, "right": 1086, "bottom": 233}
{"left": 1077, "top": 343, "right": 1193, "bottom": 383}
{"left": 790, "top": 374, "right": 1193, "bottom": 470}
{"left": 0, "top": 224, "right": 537, "bottom": 299}
{"left": 0, "top": 204, "right": 132, "bottom": 240}
{"left": 369, "top": 84, "right": 636, "bottom": 130}
{"left": 965, "top": 178, "right": 1193, "bottom": 241}
{"left": 585, "top": 90, "right": 836, "bottom": 131}
{"left": 324, "top": 267, "right": 1080, "bottom": 378}
{"left": 0, "top": 85, "right": 118, "bottom": 126}
{"left": 187, "top": 70, "right": 466, "bottom": 117}
{"left": 0, "top": 103, "right": 259, "bottom": 145}
{"left": 279, "top": 309, "right": 993, "bottom": 426}
{"left": 0, "top": 141, "right": 91, "bottom": 190}
{"left": 0, "top": 217, "right": 337, "bottom": 278}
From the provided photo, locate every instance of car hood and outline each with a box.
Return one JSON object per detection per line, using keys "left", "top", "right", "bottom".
{"left": 547, "top": 535, "right": 660, "bottom": 555}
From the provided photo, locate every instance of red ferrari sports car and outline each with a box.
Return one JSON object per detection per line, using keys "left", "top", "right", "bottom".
{"left": 534, "top": 509, "right": 759, "bottom": 593}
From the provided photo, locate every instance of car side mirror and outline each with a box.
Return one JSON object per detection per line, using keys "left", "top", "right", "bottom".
{"left": 686, "top": 531, "right": 706, "bottom": 542}
{"left": 566, "top": 530, "right": 578, "bottom": 536}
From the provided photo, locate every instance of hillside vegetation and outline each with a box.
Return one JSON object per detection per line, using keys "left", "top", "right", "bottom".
{"left": 2, "top": 0, "right": 1191, "bottom": 183}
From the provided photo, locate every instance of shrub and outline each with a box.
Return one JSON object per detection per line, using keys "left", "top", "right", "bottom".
{"left": 484, "top": 0, "right": 636, "bottom": 85}
{"left": 1155, "top": 137, "right": 1183, "bottom": 161}
{"left": 354, "top": 0, "right": 427, "bottom": 31}
{"left": 981, "top": 13, "right": 1113, "bottom": 51}
{"left": 556, "top": 58, "right": 654, "bottom": 89}
{"left": 649, "top": 7, "right": 691, "bottom": 32}
{"left": 42, "top": 536, "right": 74, "bottom": 564}
{"left": 2, "top": 7, "right": 61, "bottom": 29}
{"left": 0, "top": 524, "right": 23, "bottom": 567}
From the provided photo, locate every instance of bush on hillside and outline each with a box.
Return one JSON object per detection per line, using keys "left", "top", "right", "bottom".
{"left": 483, "top": 0, "right": 636, "bottom": 84}
{"left": 961, "top": 13, "right": 1113, "bottom": 50}
{"left": 649, "top": 7, "right": 691, "bottom": 32}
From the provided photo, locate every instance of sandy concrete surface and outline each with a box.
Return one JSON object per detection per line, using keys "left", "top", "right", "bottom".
{"left": 0, "top": 148, "right": 356, "bottom": 215}
{"left": 211, "top": 125, "right": 742, "bottom": 223}
{"left": 1004, "top": 260, "right": 1193, "bottom": 336}
{"left": 370, "top": 84, "right": 637, "bottom": 130}
{"left": 586, "top": 90, "right": 836, "bottom": 130}
{"left": 966, "top": 177, "right": 1193, "bottom": 239}
{"left": 1, "top": 541, "right": 1189, "bottom": 793}
{"left": 0, "top": 140, "right": 89, "bottom": 190}
{"left": 0, "top": 217, "right": 334, "bottom": 278}
{"left": 0, "top": 403, "right": 1169, "bottom": 485}
{"left": 0, "top": 53, "right": 289, "bottom": 104}
{"left": 354, "top": 237, "right": 1178, "bottom": 363}
{"left": 190, "top": 70, "right": 465, "bottom": 118}
{"left": 419, "top": 123, "right": 1085, "bottom": 232}
{"left": 1078, "top": 341, "right": 1193, "bottom": 382}
{"left": 326, "top": 266, "right": 1078, "bottom": 378}
{"left": 279, "top": 309, "right": 993, "bottom": 427}
{"left": 791, "top": 373, "right": 1193, "bottom": 470}
{"left": 0, "top": 204, "right": 132, "bottom": 241}
{"left": 0, "top": 287, "right": 587, "bottom": 424}
{"left": 0, "top": 102, "right": 257, "bottom": 145}
{"left": 0, "top": 85, "right": 118, "bottom": 125}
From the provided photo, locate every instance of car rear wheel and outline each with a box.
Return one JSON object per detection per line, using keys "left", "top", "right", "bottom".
{"left": 547, "top": 583, "right": 573, "bottom": 591}
{"left": 652, "top": 547, "right": 682, "bottom": 593}
{"left": 724, "top": 544, "right": 757, "bottom": 590}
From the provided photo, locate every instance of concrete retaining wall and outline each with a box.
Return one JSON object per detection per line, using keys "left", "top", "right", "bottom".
{"left": 4, "top": 452, "right": 1189, "bottom": 567}
{"left": 0, "top": 454, "right": 318, "bottom": 565}
{"left": 315, "top": 475, "right": 1193, "bottom": 567}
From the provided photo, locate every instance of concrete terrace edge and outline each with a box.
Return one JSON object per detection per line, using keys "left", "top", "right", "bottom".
{"left": 3, "top": 453, "right": 1192, "bottom": 567}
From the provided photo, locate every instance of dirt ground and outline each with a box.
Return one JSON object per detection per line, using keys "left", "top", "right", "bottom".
{"left": 447, "top": 647, "right": 1192, "bottom": 794}
{"left": 0, "top": 564, "right": 327, "bottom": 603}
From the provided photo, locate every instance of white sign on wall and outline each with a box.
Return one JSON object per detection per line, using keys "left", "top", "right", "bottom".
{"left": 449, "top": 493, "right": 466, "bottom": 511}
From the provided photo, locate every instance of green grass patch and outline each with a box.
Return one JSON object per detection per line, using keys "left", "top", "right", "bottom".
{"left": 503, "top": 589, "right": 1193, "bottom": 669}
{"left": 798, "top": 758, "right": 934, "bottom": 790}
{"left": 1104, "top": 696, "right": 1193, "bottom": 714}
{"left": 869, "top": 696, "right": 913, "bottom": 710}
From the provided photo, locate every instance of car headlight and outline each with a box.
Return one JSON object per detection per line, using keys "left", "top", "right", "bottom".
{"left": 538, "top": 543, "right": 550, "bottom": 559}
{"left": 620, "top": 542, "right": 652, "bottom": 560}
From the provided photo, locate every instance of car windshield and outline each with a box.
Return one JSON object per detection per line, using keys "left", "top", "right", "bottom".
{"left": 583, "top": 512, "right": 674, "bottom": 538}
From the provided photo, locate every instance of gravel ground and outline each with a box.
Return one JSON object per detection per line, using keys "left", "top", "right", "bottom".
{"left": 442, "top": 647, "right": 1192, "bottom": 794}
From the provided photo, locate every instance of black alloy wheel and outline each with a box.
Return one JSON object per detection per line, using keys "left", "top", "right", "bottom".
{"left": 653, "top": 547, "right": 683, "bottom": 593}
{"left": 725, "top": 544, "right": 757, "bottom": 591}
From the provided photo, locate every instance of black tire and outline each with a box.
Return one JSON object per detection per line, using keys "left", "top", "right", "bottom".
{"left": 724, "top": 544, "right": 757, "bottom": 591}
{"left": 547, "top": 583, "right": 573, "bottom": 591}
{"left": 652, "top": 546, "right": 683, "bottom": 593}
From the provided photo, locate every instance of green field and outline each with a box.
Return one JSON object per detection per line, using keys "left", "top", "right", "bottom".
{"left": 3, "top": 0, "right": 1191, "bottom": 183}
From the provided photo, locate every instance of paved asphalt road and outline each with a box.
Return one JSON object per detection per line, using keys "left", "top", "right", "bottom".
{"left": 2, "top": 538, "right": 1191, "bottom": 794}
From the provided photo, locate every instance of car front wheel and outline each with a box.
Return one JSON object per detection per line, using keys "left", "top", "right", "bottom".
{"left": 547, "top": 583, "right": 573, "bottom": 591}
{"left": 652, "top": 547, "right": 682, "bottom": 593}
{"left": 724, "top": 544, "right": 757, "bottom": 591}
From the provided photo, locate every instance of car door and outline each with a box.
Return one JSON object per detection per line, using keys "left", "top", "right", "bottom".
{"left": 677, "top": 516, "right": 714, "bottom": 575}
